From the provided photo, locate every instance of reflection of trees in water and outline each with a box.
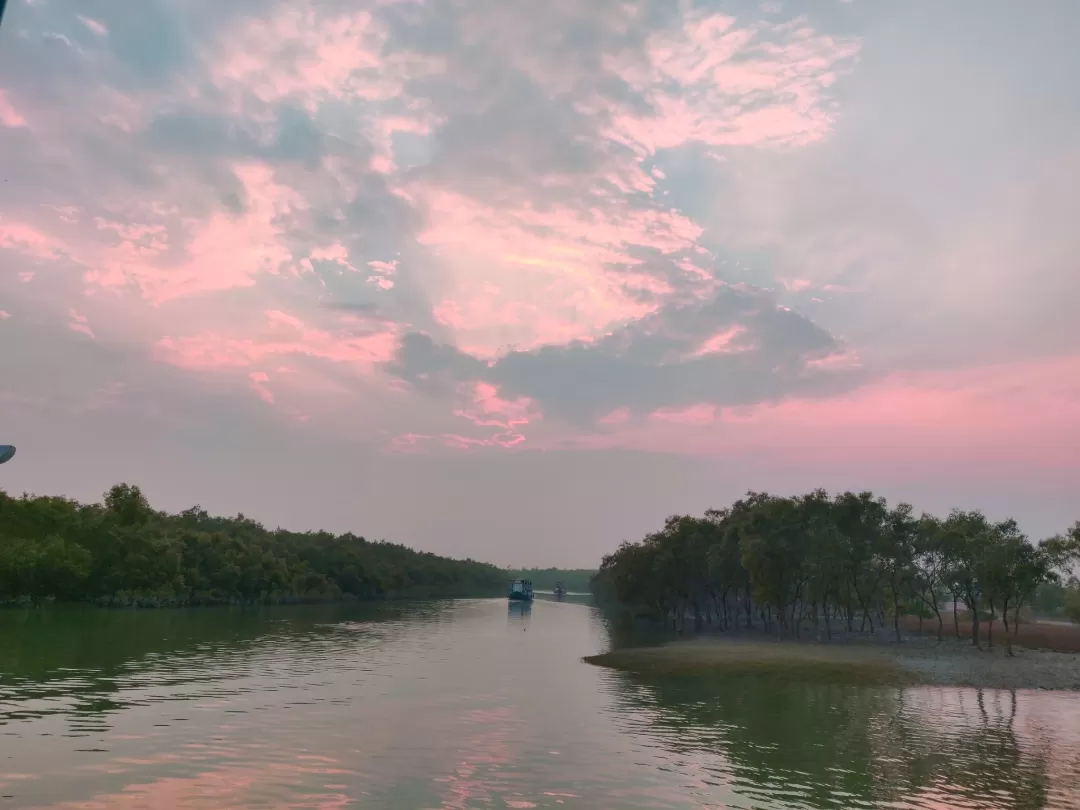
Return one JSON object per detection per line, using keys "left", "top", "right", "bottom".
{"left": 594, "top": 609, "right": 671, "bottom": 651}
{"left": 0, "top": 601, "right": 455, "bottom": 728}
{"left": 602, "top": 673, "right": 1054, "bottom": 809}
{"left": 872, "top": 688, "right": 1052, "bottom": 810}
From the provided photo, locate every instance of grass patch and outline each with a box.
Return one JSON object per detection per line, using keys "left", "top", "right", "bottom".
{"left": 584, "top": 640, "right": 924, "bottom": 687}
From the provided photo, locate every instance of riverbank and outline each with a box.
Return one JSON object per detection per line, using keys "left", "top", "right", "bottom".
{"left": 585, "top": 633, "right": 1080, "bottom": 691}
{"left": 900, "top": 613, "right": 1080, "bottom": 652}
{"left": 0, "top": 589, "right": 506, "bottom": 609}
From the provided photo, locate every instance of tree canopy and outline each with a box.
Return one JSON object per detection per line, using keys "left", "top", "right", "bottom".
{"left": 592, "top": 489, "right": 1080, "bottom": 655}
{"left": 0, "top": 484, "right": 508, "bottom": 606}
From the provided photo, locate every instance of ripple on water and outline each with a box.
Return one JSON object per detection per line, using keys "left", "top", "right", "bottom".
{"left": 1, "top": 603, "right": 1079, "bottom": 809}
{"left": 597, "top": 667, "right": 1080, "bottom": 810}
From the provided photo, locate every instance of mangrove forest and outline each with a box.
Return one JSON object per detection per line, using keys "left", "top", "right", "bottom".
{"left": 0, "top": 483, "right": 508, "bottom": 606}
{"left": 591, "top": 490, "right": 1080, "bottom": 653}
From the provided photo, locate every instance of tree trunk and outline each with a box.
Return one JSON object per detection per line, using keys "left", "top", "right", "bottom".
{"left": 953, "top": 595, "right": 961, "bottom": 638}
{"left": 846, "top": 585, "right": 854, "bottom": 633}
{"left": 1002, "top": 597, "right": 1013, "bottom": 657}
{"left": 891, "top": 580, "right": 902, "bottom": 642}
{"left": 969, "top": 591, "right": 981, "bottom": 649}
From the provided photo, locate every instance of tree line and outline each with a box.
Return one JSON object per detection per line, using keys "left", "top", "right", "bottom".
{"left": 591, "top": 490, "right": 1080, "bottom": 655}
{"left": 0, "top": 484, "right": 509, "bottom": 606}
{"left": 507, "top": 568, "right": 596, "bottom": 593}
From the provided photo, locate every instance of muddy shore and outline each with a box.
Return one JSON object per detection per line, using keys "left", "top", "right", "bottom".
{"left": 585, "top": 632, "right": 1080, "bottom": 691}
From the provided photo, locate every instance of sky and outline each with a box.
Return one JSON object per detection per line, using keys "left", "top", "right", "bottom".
{"left": 1, "top": 0, "right": 1078, "bottom": 568}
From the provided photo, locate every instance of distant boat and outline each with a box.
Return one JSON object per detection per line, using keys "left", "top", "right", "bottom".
{"left": 508, "top": 578, "right": 534, "bottom": 602}
{"left": 553, "top": 581, "right": 567, "bottom": 600}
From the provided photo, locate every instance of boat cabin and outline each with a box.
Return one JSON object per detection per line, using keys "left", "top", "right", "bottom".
{"left": 508, "top": 578, "right": 534, "bottom": 601}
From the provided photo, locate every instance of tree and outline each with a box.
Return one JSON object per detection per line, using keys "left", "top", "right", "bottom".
{"left": 104, "top": 484, "right": 152, "bottom": 527}
{"left": 0, "top": 483, "right": 508, "bottom": 606}
{"left": 912, "top": 515, "right": 948, "bottom": 640}
{"left": 1065, "top": 585, "right": 1080, "bottom": 625}
{"left": 881, "top": 503, "right": 918, "bottom": 641}
{"left": 594, "top": 488, "right": 1072, "bottom": 650}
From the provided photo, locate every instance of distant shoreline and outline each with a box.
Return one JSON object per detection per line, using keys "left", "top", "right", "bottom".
{"left": 0, "top": 590, "right": 505, "bottom": 610}
{"left": 0, "top": 590, "right": 594, "bottom": 610}
{"left": 585, "top": 631, "right": 1080, "bottom": 691}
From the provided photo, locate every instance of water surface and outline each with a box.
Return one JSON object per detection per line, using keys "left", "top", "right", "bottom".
{"left": 0, "top": 600, "right": 1078, "bottom": 808}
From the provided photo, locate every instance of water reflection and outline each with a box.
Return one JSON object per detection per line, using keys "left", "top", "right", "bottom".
{"left": 0, "top": 602, "right": 454, "bottom": 732}
{"left": 0, "top": 602, "right": 1078, "bottom": 809}
{"left": 599, "top": 669, "right": 1080, "bottom": 809}
{"left": 507, "top": 601, "right": 532, "bottom": 629}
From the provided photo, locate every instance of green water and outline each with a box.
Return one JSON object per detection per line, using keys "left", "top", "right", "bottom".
{"left": 0, "top": 599, "right": 1078, "bottom": 809}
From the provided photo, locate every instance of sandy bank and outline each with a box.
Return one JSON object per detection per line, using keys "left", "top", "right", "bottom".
{"left": 584, "top": 635, "right": 1080, "bottom": 691}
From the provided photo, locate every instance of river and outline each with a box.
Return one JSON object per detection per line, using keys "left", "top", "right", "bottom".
{"left": 0, "top": 598, "right": 1078, "bottom": 809}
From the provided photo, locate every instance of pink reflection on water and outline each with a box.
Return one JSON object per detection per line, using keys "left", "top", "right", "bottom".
{"left": 30, "top": 759, "right": 358, "bottom": 810}
{"left": 433, "top": 705, "right": 531, "bottom": 810}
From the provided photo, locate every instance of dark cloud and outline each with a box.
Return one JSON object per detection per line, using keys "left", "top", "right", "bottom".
{"left": 386, "top": 331, "right": 488, "bottom": 397}
{"left": 393, "top": 0, "right": 677, "bottom": 208}
{"left": 389, "top": 285, "right": 866, "bottom": 423}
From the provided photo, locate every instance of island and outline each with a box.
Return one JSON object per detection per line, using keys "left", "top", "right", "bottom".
{"left": 587, "top": 489, "right": 1080, "bottom": 690}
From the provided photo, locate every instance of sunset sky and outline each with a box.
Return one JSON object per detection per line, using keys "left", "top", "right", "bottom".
{"left": 1, "top": 0, "right": 1078, "bottom": 567}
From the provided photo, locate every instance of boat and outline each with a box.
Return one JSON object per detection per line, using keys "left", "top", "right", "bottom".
{"left": 508, "top": 578, "right": 534, "bottom": 602}
{"left": 553, "top": 581, "right": 567, "bottom": 600}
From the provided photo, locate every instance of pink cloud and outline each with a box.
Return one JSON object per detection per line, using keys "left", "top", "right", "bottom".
{"left": 77, "top": 16, "right": 109, "bottom": 36}
{"left": 367, "top": 259, "right": 398, "bottom": 289}
{"left": 208, "top": 6, "right": 445, "bottom": 107}
{"left": 598, "top": 407, "right": 631, "bottom": 425}
{"left": 451, "top": 381, "right": 540, "bottom": 447}
{"left": 675, "top": 259, "right": 713, "bottom": 281}
{"left": 414, "top": 187, "right": 704, "bottom": 354}
{"left": 302, "top": 243, "right": 360, "bottom": 275}
{"left": 67, "top": 308, "right": 95, "bottom": 339}
{"left": 454, "top": 382, "right": 537, "bottom": 430}
{"left": 649, "top": 403, "right": 717, "bottom": 426}
{"left": 384, "top": 382, "right": 543, "bottom": 452}
{"left": 388, "top": 430, "right": 528, "bottom": 453}
{"left": 805, "top": 350, "right": 862, "bottom": 371}
{"left": 84, "top": 163, "right": 302, "bottom": 303}
{"left": 573, "top": 354, "right": 1080, "bottom": 471}
{"left": 688, "top": 325, "right": 750, "bottom": 358}
{"left": 444, "top": 432, "right": 521, "bottom": 451}
{"left": 599, "top": 13, "right": 859, "bottom": 155}
{"left": 389, "top": 432, "right": 435, "bottom": 453}
{"left": 346, "top": 13, "right": 856, "bottom": 368}
{"left": 248, "top": 371, "right": 275, "bottom": 404}
{"left": 264, "top": 309, "right": 305, "bottom": 330}
{"left": 0, "top": 221, "right": 65, "bottom": 261}
{"left": 209, "top": 3, "right": 443, "bottom": 171}
{"left": 155, "top": 309, "right": 397, "bottom": 374}
{"left": 0, "top": 311, "right": 10, "bottom": 320}
{"left": 0, "top": 90, "right": 26, "bottom": 128}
